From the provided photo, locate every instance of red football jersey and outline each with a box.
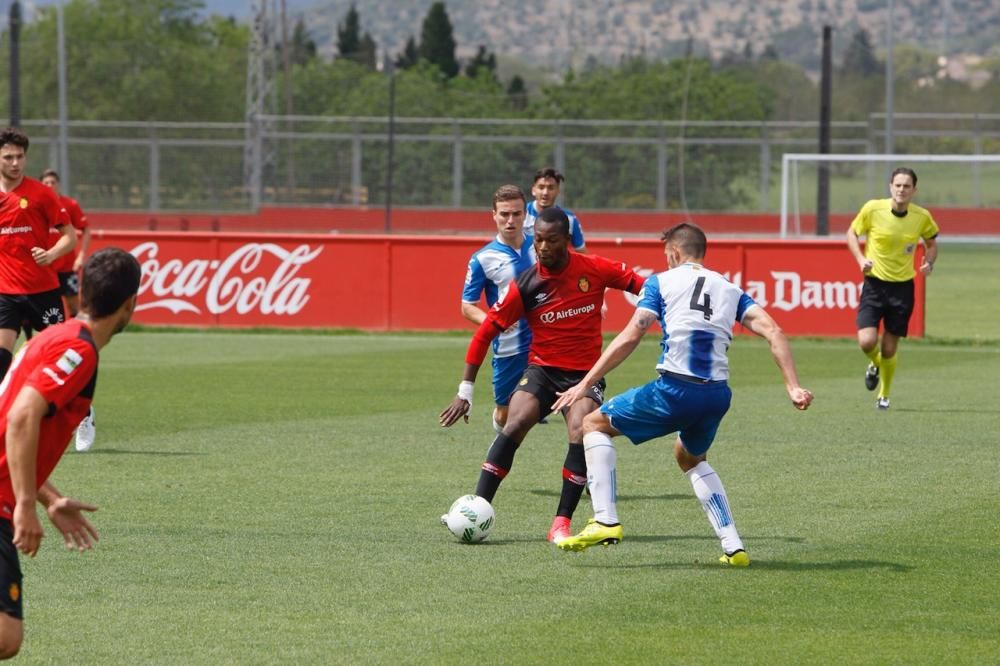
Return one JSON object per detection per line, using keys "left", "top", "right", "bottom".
{"left": 0, "top": 320, "right": 98, "bottom": 520}
{"left": 50, "top": 195, "right": 88, "bottom": 273}
{"left": 0, "top": 177, "right": 69, "bottom": 294}
{"left": 467, "top": 252, "right": 644, "bottom": 371}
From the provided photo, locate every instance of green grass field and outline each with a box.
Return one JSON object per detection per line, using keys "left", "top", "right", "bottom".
{"left": 21, "top": 245, "right": 1000, "bottom": 664}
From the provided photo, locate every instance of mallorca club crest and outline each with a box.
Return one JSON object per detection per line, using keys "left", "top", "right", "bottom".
{"left": 577, "top": 276, "right": 590, "bottom": 293}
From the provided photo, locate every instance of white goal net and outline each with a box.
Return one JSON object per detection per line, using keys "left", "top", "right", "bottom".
{"left": 779, "top": 153, "right": 1000, "bottom": 237}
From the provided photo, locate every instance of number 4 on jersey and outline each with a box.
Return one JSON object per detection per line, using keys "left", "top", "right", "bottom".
{"left": 689, "top": 276, "right": 713, "bottom": 320}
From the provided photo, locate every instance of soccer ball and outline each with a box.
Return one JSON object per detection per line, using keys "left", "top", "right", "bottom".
{"left": 444, "top": 495, "right": 495, "bottom": 543}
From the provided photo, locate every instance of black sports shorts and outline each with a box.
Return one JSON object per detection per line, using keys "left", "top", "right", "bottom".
{"left": 513, "top": 364, "right": 606, "bottom": 415}
{"left": 0, "top": 290, "right": 66, "bottom": 333}
{"left": 58, "top": 271, "right": 81, "bottom": 297}
{"left": 0, "top": 521, "right": 23, "bottom": 620}
{"left": 856, "top": 275, "right": 915, "bottom": 337}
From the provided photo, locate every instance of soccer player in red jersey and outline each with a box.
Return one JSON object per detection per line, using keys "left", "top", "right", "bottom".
{"left": 0, "top": 247, "right": 140, "bottom": 659}
{"left": 40, "top": 168, "right": 97, "bottom": 452}
{"left": 41, "top": 169, "right": 90, "bottom": 318}
{"left": 440, "top": 207, "right": 644, "bottom": 543}
{"left": 0, "top": 128, "right": 76, "bottom": 382}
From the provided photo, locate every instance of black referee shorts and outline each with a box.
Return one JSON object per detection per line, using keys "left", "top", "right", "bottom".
{"left": 856, "top": 275, "right": 915, "bottom": 337}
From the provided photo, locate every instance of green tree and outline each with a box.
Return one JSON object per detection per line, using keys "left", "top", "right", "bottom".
{"left": 16, "top": 0, "right": 246, "bottom": 122}
{"left": 507, "top": 75, "right": 527, "bottom": 111}
{"left": 840, "top": 28, "right": 881, "bottom": 78}
{"left": 290, "top": 17, "right": 317, "bottom": 66}
{"left": 395, "top": 36, "right": 419, "bottom": 70}
{"left": 337, "top": 4, "right": 361, "bottom": 60}
{"left": 465, "top": 45, "right": 497, "bottom": 81}
{"left": 359, "top": 32, "right": 378, "bottom": 70}
{"left": 419, "top": 1, "right": 459, "bottom": 79}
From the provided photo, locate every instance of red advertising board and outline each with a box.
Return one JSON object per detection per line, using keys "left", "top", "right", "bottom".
{"left": 89, "top": 231, "right": 924, "bottom": 336}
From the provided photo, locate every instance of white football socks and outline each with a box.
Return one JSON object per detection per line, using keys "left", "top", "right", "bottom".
{"left": 687, "top": 461, "right": 743, "bottom": 554}
{"left": 582, "top": 431, "right": 618, "bottom": 524}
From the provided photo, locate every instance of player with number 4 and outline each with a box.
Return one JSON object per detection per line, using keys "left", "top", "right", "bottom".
{"left": 550, "top": 223, "right": 813, "bottom": 565}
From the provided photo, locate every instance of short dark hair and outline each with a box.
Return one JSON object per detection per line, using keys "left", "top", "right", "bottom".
{"left": 890, "top": 167, "right": 917, "bottom": 187}
{"left": 533, "top": 167, "right": 564, "bottom": 185}
{"left": 0, "top": 128, "right": 29, "bottom": 152}
{"left": 660, "top": 222, "right": 707, "bottom": 259}
{"left": 40, "top": 168, "right": 59, "bottom": 181}
{"left": 81, "top": 248, "right": 141, "bottom": 318}
{"left": 492, "top": 184, "right": 526, "bottom": 210}
{"left": 536, "top": 206, "right": 570, "bottom": 236}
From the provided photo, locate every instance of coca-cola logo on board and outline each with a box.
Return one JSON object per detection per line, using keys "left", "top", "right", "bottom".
{"left": 131, "top": 242, "right": 323, "bottom": 316}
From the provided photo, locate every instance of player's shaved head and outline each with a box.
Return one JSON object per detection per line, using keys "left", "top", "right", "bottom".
{"left": 536, "top": 206, "right": 570, "bottom": 237}
{"left": 661, "top": 222, "right": 707, "bottom": 260}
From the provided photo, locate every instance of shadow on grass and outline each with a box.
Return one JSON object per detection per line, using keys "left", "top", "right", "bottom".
{"left": 73, "top": 449, "right": 203, "bottom": 457}
{"left": 891, "top": 407, "right": 1000, "bottom": 414}
{"left": 575, "top": 558, "right": 914, "bottom": 572}
{"left": 529, "top": 489, "right": 690, "bottom": 502}
{"left": 625, "top": 534, "right": 807, "bottom": 545}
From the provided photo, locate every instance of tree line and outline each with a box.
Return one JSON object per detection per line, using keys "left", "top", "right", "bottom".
{"left": 0, "top": 0, "right": 994, "bottom": 126}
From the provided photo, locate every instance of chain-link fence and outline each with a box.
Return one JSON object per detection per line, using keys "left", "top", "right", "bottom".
{"left": 22, "top": 113, "right": 1000, "bottom": 214}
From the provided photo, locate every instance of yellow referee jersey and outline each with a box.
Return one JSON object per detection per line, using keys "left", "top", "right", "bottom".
{"left": 849, "top": 198, "right": 939, "bottom": 282}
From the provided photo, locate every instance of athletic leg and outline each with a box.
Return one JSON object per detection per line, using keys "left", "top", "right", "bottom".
{"left": 675, "top": 440, "right": 746, "bottom": 561}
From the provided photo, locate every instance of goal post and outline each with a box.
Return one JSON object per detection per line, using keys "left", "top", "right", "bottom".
{"left": 779, "top": 153, "right": 1000, "bottom": 238}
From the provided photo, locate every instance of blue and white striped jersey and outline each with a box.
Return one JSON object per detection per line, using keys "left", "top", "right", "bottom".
{"left": 524, "top": 201, "right": 586, "bottom": 251}
{"left": 462, "top": 234, "right": 535, "bottom": 357}
{"left": 636, "top": 263, "right": 758, "bottom": 381}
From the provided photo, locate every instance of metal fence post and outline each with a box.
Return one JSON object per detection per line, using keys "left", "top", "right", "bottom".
{"left": 656, "top": 123, "right": 667, "bottom": 209}
{"left": 452, "top": 122, "right": 463, "bottom": 208}
{"left": 759, "top": 121, "right": 771, "bottom": 210}
{"left": 351, "top": 122, "right": 362, "bottom": 205}
{"left": 149, "top": 127, "right": 160, "bottom": 210}
{"left": 972, "top": 114, "right": 982, "bottom": 207}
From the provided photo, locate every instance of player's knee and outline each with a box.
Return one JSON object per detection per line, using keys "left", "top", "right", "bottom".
{"left": 581, "top": 409, "right": 607, "bottom": 436}
{"left": 673, "top": 439, "right": 704, "bottom": 471}
{"left": 0, "top": 628, "right": 23, "bottom": 660}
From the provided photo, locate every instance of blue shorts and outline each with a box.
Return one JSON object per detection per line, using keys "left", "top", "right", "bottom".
{"left": 600, "top": 373, "right": 732, "bottom": 456}
{"left": 492, "top": 352, "right": 529, "bottom": 407}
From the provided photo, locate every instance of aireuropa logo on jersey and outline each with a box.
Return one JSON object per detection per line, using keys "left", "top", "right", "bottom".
{"left": 539, "top": 303, "right": 596, "bottom": 324}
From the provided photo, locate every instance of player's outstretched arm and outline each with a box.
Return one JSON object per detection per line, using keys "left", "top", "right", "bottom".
{"left": 38, "top": 482, "right": 99, "bottom": 553}
{"left": 551, "top": 308, "right": 655, "bottom": 412}
{"left": 6, "top": 388, "right": 48, "bottom": 557}
{"left": 742, "top": 308, "right": 814, "bottom": 411}
{"left": 439, "top": 362, "right": 482, "bottom": 427}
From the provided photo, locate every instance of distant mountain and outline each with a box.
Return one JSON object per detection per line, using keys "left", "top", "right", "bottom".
{"left": 296, "top": 0, "right": 999, "bottom": 74}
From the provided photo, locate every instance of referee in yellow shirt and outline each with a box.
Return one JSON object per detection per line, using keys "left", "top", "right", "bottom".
{"left": 846, "top": 167, "right": 939, "bottom": 410}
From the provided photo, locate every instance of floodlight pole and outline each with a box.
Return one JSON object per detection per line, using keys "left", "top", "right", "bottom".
{"left": 9, "top": 1, "right": 21, "bottom": 127}
{"left": 817, "top": 26, "right": 833, "bottom": 237}
{"left": 57, "top": 1, "right": 70, "bottom": 192}
{"left": 884, "top": 0, "right": 894, "bottom": 155}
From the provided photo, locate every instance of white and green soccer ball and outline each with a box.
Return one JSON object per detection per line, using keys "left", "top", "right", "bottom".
{"left": 445, "top": 495, "right": 495, "bottom": 543}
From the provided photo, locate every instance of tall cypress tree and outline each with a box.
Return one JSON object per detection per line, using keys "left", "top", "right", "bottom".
{"left": 337, "top": 4, "right": 361, "bottom": 60}
{"left": 419, "top": 1, "right": 459, "bottom": 78}
{"left": 840, "top": 29, "right": 881, "bottom": 78}
{"left": 395, "top": 36, "right": 419, "bottom": 70}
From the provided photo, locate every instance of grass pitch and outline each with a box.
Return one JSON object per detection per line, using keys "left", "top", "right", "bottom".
{"left": 22, "top": 244, "right": 1000, "bottom": 664}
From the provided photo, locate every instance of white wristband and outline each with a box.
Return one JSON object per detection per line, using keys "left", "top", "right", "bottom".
{"left": 457, "top": 381, "right": 474, "bottom": 403}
